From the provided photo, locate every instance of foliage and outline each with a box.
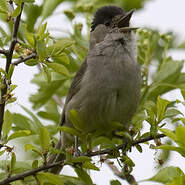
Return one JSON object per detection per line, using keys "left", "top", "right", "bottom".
{"left": 0, "top": 0, "right": 185, "bottom": 185}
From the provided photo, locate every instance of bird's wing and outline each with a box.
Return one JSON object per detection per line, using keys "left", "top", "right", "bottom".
{"left": 59, "top": 58, "right": 87, "bottom": 126}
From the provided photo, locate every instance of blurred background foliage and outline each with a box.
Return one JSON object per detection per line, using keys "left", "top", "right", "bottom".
{"left": 1, "top": 0, "right": 185, "bottom": 184}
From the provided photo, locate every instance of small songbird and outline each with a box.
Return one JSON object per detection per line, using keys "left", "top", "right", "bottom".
{"left": 49, "top": 5, "right": 141, "bottom": 173}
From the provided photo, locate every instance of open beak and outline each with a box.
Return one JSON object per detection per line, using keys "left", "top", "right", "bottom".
{"left": 117, "top": 9, "right": 138, "bottom": 32}
{"left": 117, "top": 9, "right": 135, "bottom": 28}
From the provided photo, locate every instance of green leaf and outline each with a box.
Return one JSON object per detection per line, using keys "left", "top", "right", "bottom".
{"left": 21, "top": 105, "right": 43, "bottom": 129}
{"left": 69, "top": 110, "right": 84, "bottom": 131}
{"left": 25, "top": 144, "right": 36, "bottom": 151}
{"left": 0, "top": 0, "right": 9, "bottom": 14}
{"left": 157, "top": 96, "right": 170, "bottom": 122}
{"left": 75, "top": 167, "right": 93, "bottom": 185}
{"left": 47, "top": 39, "right": 74, "bottom": 57}
{"left": 53, "top": 53, "right": 70, "bottom": 65}
{"left": 145, "top": 166, "right": 184, "bottom": 183}
{"left": 25, "top": 59, "right": 38, "bottom": 66}
{"left": 69, "top": 156, "right": 91, "bottom": 163}
{"left": 39, "top": 127, "right": 50, "bottom": 152}
{"left": 44, "top": 62, "right": 70, "bottom": 77}
{"left": 7, "top": 64, "right": 14, "bottom": 80}
{"left": 11, "top": 5, "right": 21, "bottom": 17}
{"left": 83, "top": 161, "right": 100, "bottom": 171}
{"left": 23, "top": 24, "right": 35, "bottom": 47}
{"left": 59, "top": 126, "right": 81, "bottom": 137}
{"left": 36, "top": 40, "right": 47, "bottom": 61}
{"left": 110, "top": 180, "right": 122, "bottom": 185}
{"left": 30, "top": 79, "right": 65, "bottom": 109}
{"left": 156, "top": 145, "right": 185, "bottom": 157}
{"left": 2, "top": 110, "right": 13, "bottom": 139}
{"left": 165, "top": 109, "right": 183, "bottom": 118}
{"left": 37, "top": 172, "right": 64, "bottom": 185}
{"left": 37, "top": 22, "right": 47, "bottom": 36}
{"left": 159, "top": 128, "right": 177, "bottom": 141}
{"left": 32, "top": 160, "right": 38, "bottom": 169}
{"left": 42, "top": 65, "right": 51, "bottom": 83}
{"left": 0, "top": 150, "right": 5, "bottom": 156}
{"left": 12, "top": 113, "right": 31, "bottom": 131}
{"left": 7, "top": 130, "right": 31, "bottom": 141}
{"left": 24, "top": 4, "right": 42, "bottom": 32}
{"left": 11, "top": 152, "right": 16, "bottom": 171}
{"left": 41, "top": 0, "right": 64, "bottom": 20}
{"left": 166, "top": 175, "right": 185, "bottom": 185}
{"left": 175, "top": 125, "right": 185, "bottom": 148}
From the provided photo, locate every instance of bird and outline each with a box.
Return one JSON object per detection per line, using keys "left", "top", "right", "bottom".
{"left": 48, "top": 5, "right": 141, "bottom": 174}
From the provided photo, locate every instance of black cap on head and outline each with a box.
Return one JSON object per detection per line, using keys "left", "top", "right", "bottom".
{"left": 91, "top": 6, "right": 125, "bottom": 32}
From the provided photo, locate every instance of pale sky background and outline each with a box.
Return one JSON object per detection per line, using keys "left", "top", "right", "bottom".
{"left": 1, "top": 0, "right": 185, "bottom": 185}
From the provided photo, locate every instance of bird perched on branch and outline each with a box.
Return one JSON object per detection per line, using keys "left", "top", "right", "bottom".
{"left": 48, "top": 5, "right": 141, "bottom": 174}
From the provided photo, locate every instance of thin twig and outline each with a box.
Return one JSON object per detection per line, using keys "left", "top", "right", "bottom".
{"left": 105, "top": 159, "right": 138, "bottom": 185}
{"left": 0, "top": 2, "right": 24, "bottom": 138}
{"left": 86, "top": 134, "right": 166, "bottom": 157}
{"left": 0, "top": 161, "right": 64, "bottom": 185}
{"left": 12, "top": 52, "right": 37, "bottom": 65}
{"left": 0, "top": 133, "right": 166, "bottom": 184}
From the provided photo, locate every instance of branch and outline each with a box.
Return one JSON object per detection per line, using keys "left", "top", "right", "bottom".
{"left": 12, "top": 52, "right": 37, "bottom": 65}
{"left": 105, "top": 159, "right": 138, "bottom": 185}
{"left": 0, "top": 161, "right": 64, "bottom": 185}
{"left": 0, "top": 2, "right": 24, "bottom": 138}
{"left": 0, "top": 134, "right": 166, "bottom": 184}
{"left": 86, "top": 134, "right": 166, "bottom": 157}
{"left": 0, "top": 49, "right": 8, "bottom": 56}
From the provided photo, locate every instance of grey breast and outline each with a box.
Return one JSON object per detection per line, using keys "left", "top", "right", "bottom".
{"left": 66, "top": 30, "right": 141, "bottom": 133}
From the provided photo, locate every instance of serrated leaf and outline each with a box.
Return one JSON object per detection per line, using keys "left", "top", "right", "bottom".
{"left": 37, "top": 172, "right": 64, "bottom": 185}
{"left": 59, "top": 126, "right": 81, "bottom": 137}
{"left": 7, "top": 130, "right": 31, "bottom": 141}
{"left": 39, "top": 127, "right": 50, "bottom": 152}
{"left": 2, "top": 110, "right": 13, "bottom": 139}
{"left": 145, "top": 166, "right": 184, "bottom": 183}
{"left": 44, "top": 62, "right": 70, "bottom": 77}
{"left": 75, "top": 167, "right": 93, "bottom": 185}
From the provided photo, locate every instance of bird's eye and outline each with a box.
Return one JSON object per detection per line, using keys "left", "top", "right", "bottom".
{"left": 105, "top": 21, "right": 110, "bottom": 26}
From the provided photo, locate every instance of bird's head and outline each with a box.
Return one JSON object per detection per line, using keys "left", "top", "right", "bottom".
{"left": 91, "top": 6, "right": 137, "bottom": 32}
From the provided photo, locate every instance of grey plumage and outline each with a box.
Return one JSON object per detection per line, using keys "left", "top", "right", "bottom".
{"left": 48, "top": 5, "right": 141, "bottom": 174}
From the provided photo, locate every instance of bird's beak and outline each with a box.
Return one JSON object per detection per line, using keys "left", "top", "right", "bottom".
{"left": 117, "top": 9, "right": 135, "bottom": 28}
